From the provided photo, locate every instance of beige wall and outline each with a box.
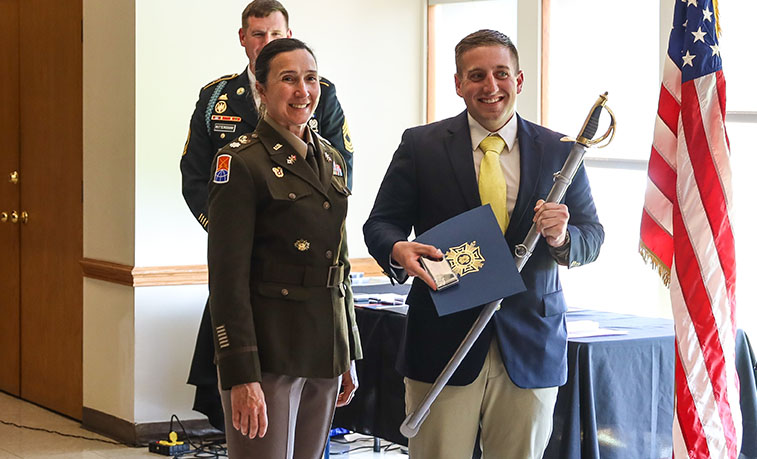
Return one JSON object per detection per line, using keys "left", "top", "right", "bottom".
{"left": 82, "top": 0, "right": 137, "bottom": 423}
{"left": 83, "top": 0, "right": 136, "bottom": 265}
{"left": 83, "top": 280, "right": 135, "bottom": 421}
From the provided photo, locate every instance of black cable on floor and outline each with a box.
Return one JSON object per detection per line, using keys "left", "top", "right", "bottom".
{"left": 0, "top": 418, "right": 123, "bottom": 445}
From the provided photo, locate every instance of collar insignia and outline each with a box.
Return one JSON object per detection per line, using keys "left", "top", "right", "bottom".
{"left": 294, "top": 239, "right": 310, "bottom": 251}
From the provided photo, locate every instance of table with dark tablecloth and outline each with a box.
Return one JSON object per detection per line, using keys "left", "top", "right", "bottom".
{"left": 333, "top": 300, "right": 757, "bottom": 458}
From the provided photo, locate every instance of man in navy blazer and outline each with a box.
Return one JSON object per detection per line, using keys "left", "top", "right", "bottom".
{"left": 363, "top": 30, "right": 604, "bottom": 458}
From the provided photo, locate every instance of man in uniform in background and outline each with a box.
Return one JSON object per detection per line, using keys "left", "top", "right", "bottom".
{"left": 180, "top": 0, "right": 355, "bottom": 431}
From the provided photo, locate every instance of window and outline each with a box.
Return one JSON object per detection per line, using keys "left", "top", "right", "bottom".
{"left": 547, "top": 0, "right": 668, "bottom": 316}
{"left": 428, "top": 0, "right": 517, "bottom": 122}
{"left": 548, "top": 0, "right": 757, "bottom": 342}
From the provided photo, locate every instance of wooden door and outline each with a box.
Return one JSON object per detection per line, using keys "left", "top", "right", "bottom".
{"left": 0, "top": 0, "right": 83, "bottom": 419}
{"left": 0, "top": 0, "right": 21, "bottom": 397}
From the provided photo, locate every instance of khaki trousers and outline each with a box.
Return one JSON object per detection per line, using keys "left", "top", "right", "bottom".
{"left": 219, "top": 373, "right": 339, "bottom": 459}
{"left": 404, "top": 340, "right": 558, "bottom": 459}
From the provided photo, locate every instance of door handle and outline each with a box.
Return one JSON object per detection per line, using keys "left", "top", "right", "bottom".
{"left": 9, "top": 171, "right": 19, "bottom": 184}
{"left": 8, "top": 211, "right": 28, "bottom": 224}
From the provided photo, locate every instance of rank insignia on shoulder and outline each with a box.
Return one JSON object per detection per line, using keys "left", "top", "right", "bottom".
{"left": 343, "top": 120, "right": 354, "bottom": 153}
{"left": 229, "top": 141, "right": 241, "bottom": 148}
{"left": 236, "top": 87, "right": 245, "bottom": 95}
{"left": 214, "top": 154, "right": 232, "bottom": 184}
{"left": 294, "top": 239, "right": 310, "bottom": 251}
{"left": 308, "top": 118, "right": 319, "bottom": 132}
{"left": 214, "top": 101, "right": 227, "bottom": 114}
{"left": 287, "top": 154, "right": 297, "bottom": 164}
{"left": 218, "top": 93, "right": 228, "bottom": 101}
{"left": 332, "top": 162, "right": 343, "bottom": 177}
{"left": 238, "top": 135, "right": 251, "bottom": 144}
{"left": 272, "top": 166, "right": 284, "bottom": 178}
{"left": 273, "top": 143, "right": 283, "bottom": 151}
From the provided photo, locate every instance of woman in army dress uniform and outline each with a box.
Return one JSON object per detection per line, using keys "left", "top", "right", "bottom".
{"left": 206, "top": 38, "right": 361, "bottom": 459}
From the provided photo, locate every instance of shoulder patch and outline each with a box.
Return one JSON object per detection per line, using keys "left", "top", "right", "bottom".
{"left": 213, "top": 154, "right": 232, "bottom": 184}
{"left": 202, "top": 73, "right": 239, "bottom": 91}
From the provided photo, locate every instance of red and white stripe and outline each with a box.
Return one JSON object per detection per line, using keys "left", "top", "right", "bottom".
{"left": 640, "top": 52, "right": 741, "bottom": 458}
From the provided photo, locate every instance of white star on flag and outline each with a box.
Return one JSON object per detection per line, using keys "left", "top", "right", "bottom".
{"left": 682, "top": 50, "right": 696, "bottom": 66}
{"left": 692, "top": 27, "right": 707, "bottom": 43}
{"left": 702, "top": 7, "right": 713, "bottom": 21}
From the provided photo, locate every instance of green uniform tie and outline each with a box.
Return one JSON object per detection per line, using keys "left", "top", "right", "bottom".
{"left": 478, "top": 134, "right": 509, "bottom": 233}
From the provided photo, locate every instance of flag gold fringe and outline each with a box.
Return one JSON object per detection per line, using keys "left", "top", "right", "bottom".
{"left": 639, "top": 241, "right": 671, "bottom": 287}
{"left": 713, "top": 0, "right": 721, "bottom": 37}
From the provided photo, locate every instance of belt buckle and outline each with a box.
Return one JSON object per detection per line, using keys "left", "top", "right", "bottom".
{"left": 326, "top": 265, "right": 341, "bottom": 288}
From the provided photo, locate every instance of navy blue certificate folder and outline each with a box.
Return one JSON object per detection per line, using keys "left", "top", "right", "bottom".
{"left": 414, "top": 205, "right": 526, "bottom": 316}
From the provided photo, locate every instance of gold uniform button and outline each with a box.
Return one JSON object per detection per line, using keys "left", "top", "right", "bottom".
{"left": 323, "top": 201, "right": 331, "bottom": 210}
{"left": 325, "top": 250, "right": 333, "bottom": 259}
{"left": 281, "top": 289, "right": 289, "bottom": 296}
{"left": 220, "top": 133, "right": 226, "bottom": 139}
{"left": 288, "top": 193, "right": 297, "bottom": 200}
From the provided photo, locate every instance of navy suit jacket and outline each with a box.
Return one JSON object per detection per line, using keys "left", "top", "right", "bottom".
{"left": 363, "top": 111, "right": 604, "bottom": 388}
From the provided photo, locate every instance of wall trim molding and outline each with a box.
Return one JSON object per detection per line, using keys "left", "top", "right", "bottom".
{"left": 81, "top": 407, "right": 221, "bottom": 446}
{"left": 80, "top": 258, "right": 208, "bottom": 287}
{"left": 81, "top": 257, "right": 384, "bottom": 287}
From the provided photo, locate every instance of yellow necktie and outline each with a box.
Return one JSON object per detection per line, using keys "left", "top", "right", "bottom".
{"left": 478, "top": 134, "right": 509, "bottom": 233}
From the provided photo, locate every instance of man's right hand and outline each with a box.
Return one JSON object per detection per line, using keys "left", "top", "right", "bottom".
{"left": 391, "top": 241, "right": 444, "bottom": 290}
{"left": 230, "top": 382, "right": 268, "bottom": 439}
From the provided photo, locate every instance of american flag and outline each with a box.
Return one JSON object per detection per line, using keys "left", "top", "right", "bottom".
{"left": 640, "top": 0, "right": 741, "bottom": 457}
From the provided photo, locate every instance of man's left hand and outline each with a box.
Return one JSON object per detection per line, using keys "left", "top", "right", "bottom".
{"left": 336, "top": 361, "right": 358, "bottom": 407}
{"left": 533, "top": 199, "right": 569, "bottom": 247}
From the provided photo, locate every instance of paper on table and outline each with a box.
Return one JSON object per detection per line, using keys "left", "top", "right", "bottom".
{"left": 354, "top": 293, "right": 406, "bottom": 306}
